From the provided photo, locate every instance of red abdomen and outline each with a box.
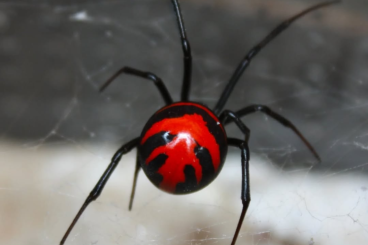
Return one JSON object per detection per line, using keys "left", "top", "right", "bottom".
{"left": 138, "top": 102, "right": 227, "bottom": 194}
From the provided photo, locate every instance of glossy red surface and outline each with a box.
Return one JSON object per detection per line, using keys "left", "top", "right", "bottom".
{"left": 141, "top": 113, "right": 221, "bottom": 193}
{"left": 139, "top": 102, "right": 227, "bottom": 194}
{"left": 156, "top": 102, "right": 224, "bottom": 132}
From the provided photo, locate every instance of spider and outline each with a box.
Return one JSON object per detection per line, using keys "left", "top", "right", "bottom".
{"left": 60, "top": 1, "right": 338, "bottom": 244}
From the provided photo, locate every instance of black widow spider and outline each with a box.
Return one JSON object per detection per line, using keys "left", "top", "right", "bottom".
{"left": 60, "top": 0, "right": 339, "bottom": 244}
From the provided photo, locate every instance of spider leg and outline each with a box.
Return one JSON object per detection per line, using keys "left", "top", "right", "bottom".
{"left": 213, "top": 0, "right": 339, "bottom": 114}
{"left": 60, "top": 137, "right": 140, "bottom": 245}
{"left": 219, "top": 111, "right": 251, "bottom": 245}
{"left": 128, "top": 151, "right": 141, "bottom": 211}
{"left": 227, "top": 137, "right": 250, "bottom": 245}
{"left": 99, "top": 66, "right": 173, "bottom": 105}
{"left": 224, "top": 104, "right": 320, "bottom": 162}
{"left": 171, "top": 0, "right": 192, "bottom": 101}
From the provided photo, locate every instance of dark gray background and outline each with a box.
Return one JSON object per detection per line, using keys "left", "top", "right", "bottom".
{"left": 1, "top": 0, "right": 367, "bottom": 171}
{"left": 0, "top": 1, "right": 367, "bottom": 244}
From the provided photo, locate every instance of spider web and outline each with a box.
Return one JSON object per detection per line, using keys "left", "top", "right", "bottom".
{"left": 0, "top": 0, "right": 367, "bottom": 244}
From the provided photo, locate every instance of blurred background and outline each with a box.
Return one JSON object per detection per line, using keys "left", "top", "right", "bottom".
{"left": 0, "top": 0, "right": 367, "bottom": 244}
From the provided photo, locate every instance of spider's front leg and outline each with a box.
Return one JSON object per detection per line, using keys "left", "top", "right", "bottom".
{"left": 219, "top": 110, "right": 251, "bottom": 245}
{"left": 224, "top": 104, "right": 320, "bottom": 161}
{"left": 99, "top": 66, "right": 173, "bottom": 105}
{"left": 60, "top": 137, "right": 140, "bottom": 245}
{"left": 129, "top": 151, "right": 141, "bottom": 211}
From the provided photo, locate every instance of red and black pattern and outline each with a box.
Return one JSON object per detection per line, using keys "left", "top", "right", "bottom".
{"left": 60, "top": 1, "right": 331, "bottom": 244}
{"left": 139, "top": 102, "right": 227, "bottom": 194}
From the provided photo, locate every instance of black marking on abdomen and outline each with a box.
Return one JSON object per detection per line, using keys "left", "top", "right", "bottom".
{"left": 175, "top": 165, "right": 197, "bottom": 194}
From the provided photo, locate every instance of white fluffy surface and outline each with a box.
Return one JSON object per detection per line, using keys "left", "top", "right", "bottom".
{"left": 0, "top": 142, "right": 367, "bottom": 245}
